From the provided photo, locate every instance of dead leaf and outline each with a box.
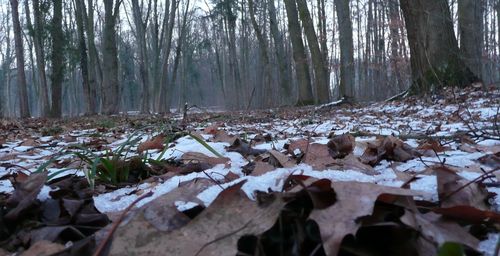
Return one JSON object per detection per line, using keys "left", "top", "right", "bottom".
{"left": 335, "top": 154, "right": 376, "bottom": 174}
{"left": 137, "top": 135, "right": 165, "bottom": 153}
{"left": 5, "top": 172, "right": 48, "bottom": 220}
{"left": 268, "top": 150, "right": 295, "bottom": 168}
{"left": 400, "top": 211, "right": 479, "bottom": 250}
{"left": 309, "top": 181, "right": 423, "bottom": 256}
{"left": 303, "top": 143, "right": 335, "bottom": 170}
{"left": 226, "top": 138, "right": 266, "bottom": 157}
{"left": 19, "top": 240, "right": 65, "bottom": 256}
{"left": 327, "top": 134, "right": 355, "bottom": 158}
{"left": 361, "top": 136, "right": 419, "bottom": 166}
{"left": 435, "top": 166, "right": 489, "bottom": 210}
{"left": 477, "top": 152, "right": 500, "bottom": 169}
{"left": 212, "top": 130, "right": 236, "bottom": 144}
{"left": 109, "top": 181, "right": 285, "bottom": 256}
{"left": 432, "top": 205, "right": 500, "bottom": 223}
{"left": 181, "top": 152, "right": 230, "bottom": 166}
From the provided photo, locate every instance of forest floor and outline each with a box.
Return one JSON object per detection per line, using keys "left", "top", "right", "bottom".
{"left": 0, "top": 86, "right": 499, "bottom": 255}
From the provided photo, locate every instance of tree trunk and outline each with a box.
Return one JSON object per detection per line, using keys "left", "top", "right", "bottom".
{"left": 159, "top": 0, "right": 178, "bottom": 113}
{"left": 296, "top": 0, "right": 329, "bottom": 104}
{"left": 84, "top": 0, "right": 101, "bottom": 113}
{"left": 399, "top": 0, "right": 478, "bottom": 93}
{"left": 102, "top": 0, "right": 121, "bottom": 114}
{"left": 49, "top": 0, "right": 64, "bottom": 118}
{"left": 131, "top": 0, "right": 151, "bottom": 113}
{"left": 248, "top": 0, "right": 272, "bottom": 107}
{"left": 10, "top": 0, "right": 30, "bottom": 118}
{"left": 334, "top": 0, "right": 355, "bottom": 100}
{"left": 28, "top": 0, "right": 50, "bottom": 116}
{"left": 283, "top": 0, "right": 313, "bottom": 105}
{"left": 458, "top": 0, "right": 483, "bottom": 80}
{"left": 267, "top": 0, "right": 291, "bottom": 101}
{"left": 75, "top": 0, "right": 94, "bottom": 115}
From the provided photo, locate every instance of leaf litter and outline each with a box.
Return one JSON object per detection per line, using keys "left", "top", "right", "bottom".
{"left": 0, "top": 86, "right": 499, "bottom": 255}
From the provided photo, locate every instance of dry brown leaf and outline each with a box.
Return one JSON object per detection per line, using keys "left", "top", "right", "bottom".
{"left": 250, "top": 161, "right": 276, "bottom": 176}
{"left": 327, "top": 134, "right": 355, "bottom": 158}
{"left": 137, "top": 135, "right": 165, "bottom": 153}
{"left": 287, "top": 139, "right": 308, "bottom": 155}
{"left": 212, "top": 130, "right": 236, "bottom": 144}
{"left": 477, "top": 152, "right": 500, "bottom": 169}
{"left": 309, "top": 181, "right": 423, "bottom": 256}
{"left": 181, "top": 152, "right": 230, "bottom": 166}
{"left": 361, "top": 136, "right": 419, "bottom": 166}
{"left": 19, "top": 240, "right": 65, "bottom": 256}
{"left": 268, "top": 150, "right": 295, "bottom": 168}
{"left": 303, "top": 143, "right": 335, "bottom": 170}
{"left": 109, "top": 181, "right": 285, "bottom": 256}
{"left": 400, "top": 211, "right": 479, "bottom": 250}
{"left": 435, "top": 166, "right": 489, "bottom": 210}
{"left": 335, "top": 154, "right": 376, "bottom": 174}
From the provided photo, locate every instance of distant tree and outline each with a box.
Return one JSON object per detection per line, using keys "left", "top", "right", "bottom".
{"left": 400, "top": 0, "right": 478, "bottom": 93}
{"left": 296, "top": 0, "right": 330, "bottom": 103}
{"left": 131, "top": 0, "right": 151, "bottom": 113}
{"left": 458, "top": 0, "right": 483, "bottom": 80}
{"left": 10, "top": 0, "right": 30, "bottom": 118}
{"left": 283, "top": 0, "right": 313, "bottom": 105}
{"left": 102, "top": 0, "right": 122, "bottom": 114}
{"left": 50, "top": 0, "right": 64, "bottom": 118}
{"left": 335, "top": 0, "right": 355, "bottom": 101}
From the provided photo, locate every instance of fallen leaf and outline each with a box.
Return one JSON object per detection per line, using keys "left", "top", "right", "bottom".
{"left": 137, "top": 135, "right": 165, "bottom": 153}
{"left": 181, "top": 152, "right": 230, "bottom": 166}
{"left": 327, "top": 134, "right": 355, "bottom": 158}
{"left": 432, "top": 205, "right": 500, "bottom": 223}
{"left": 477, "top": 152, "right": 500, "bottom": 169}
{"left": 303, "top": 143, "right": 335, "bottom": 170}
{"left": 309, "top": 181, "right": 423, "bottom": 256}
{"left": 109, "top": 181, "right": 285, "bottom": 255}
{"left": 435, "top": 166, "right": 489, "bottom": 210}
{"left": 361, "top": 136, "right": 419, "bottom": 166}
{"left": 226, "top": 138, "right": 266, "bottom": 157}
{"left": 5, "top": 172, "right": 48, "bottom": 220}
{"left": 268, "top": 150, "right": 295, "bottom": 168}
{"left": 19, "top": 240, "right": 65, "bottom": 256}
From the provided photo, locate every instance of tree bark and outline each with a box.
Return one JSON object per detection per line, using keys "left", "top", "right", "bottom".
{"left": 49, "top": 0, "right": 64, "bottom": 118}
{"left": 399, "top": 0, "right": 478, "bottom": 94}
{"left": 458, "top": 0, "right": 483, "bottom": 80}
{"left": 334, "top": 0, "right": 355, "bottom": 100}
{"left": 102, "top": 0, "right": 121, "bottom": 114}
{"left": 296, "top": 0, "right": 330, "bottom": 104}
{"left": 75, "top": 0, "right": 94, "bottom": 115}
{"left": 10, "top": 0, "right": 30, "bottom": 118}
{"left": 159, "top": 0, "right": 178, "bottom": 113}
{"left": 84, "top": 0, "right": 101, "bottom": 113}
{"left": 283, "top": 0, "right": 313, "bottom": 105}
{"left": 131, "top": 0, "right": 151, "bottom": 113}
{"left": 268, "top": 0, "right": 291, "bottom": 101}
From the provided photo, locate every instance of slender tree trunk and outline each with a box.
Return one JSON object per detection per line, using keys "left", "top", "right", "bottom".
{"left": 400, "top": 0, "right": 478, "bottom": 93}
{"left": 84, "top": 0, "right": 101, "bottom": 113}
{"left": 10, "top": 0, "right": 30, "bottom": 118}
{"left": 131, "top": 0, "right": 151, "bottom": 113}
{"left": 159, "top": 0, "right": 177, "bottom": 113}
{"left": 458, "top": 0, "right": 483, "bottom": 80}
{"left": 335, "top": 0, "right": 355, "bottom": 101}
{"left": 102, "top": 0, "right": 121, "bottom": 114}
{"left": 248, "top": 0, "right": 272, "bottom": 107}
{"left": 75, "top": 0, "right": 94, "bottom": 115}
{"left": 31, "top": 0, "right": 50, "bottom": 116}
{"left": 49, "top": 0, "right": 64, "bottom": 118}
{"left": 283, "top": 0, "right": 313, "bottom": 105}
{"left": 268, "top": 0, "right": 291, "bottom": 101}
{"left": 296, "top": 0, "right": 330, "bottom": 104}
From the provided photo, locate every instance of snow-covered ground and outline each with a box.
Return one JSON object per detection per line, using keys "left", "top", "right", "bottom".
{"left": 1, "top": 87, "right": 499, "bottom": 254}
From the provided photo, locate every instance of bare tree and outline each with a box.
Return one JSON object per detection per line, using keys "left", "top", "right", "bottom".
{"left": 10, "top": 0, "right": 30, "bottom": 118}
{"left": 283, "top": 0, "right": 313, "bottom": 105}
{"left": 75, "top": 0, "right": 95, "bottom": 115}
{"left": 296, "top": 0, "right": 330, "bottom": 103}
{"left": 50, "top": 0, "right": 64, "bottom": 118}
{"left": 458, "top": 0, "right": 483, "bottom": 80}
{"left": 400, "top": 0, "right": 478, "bottom": 93}
{"left": 102, "top": 0, "right": 122, "bottom": 114}
{"left": 335, "top": 0, "right": 355, "bottom": 101}
{"left": 131, "top": 0, "right": 151, "bottom": 113}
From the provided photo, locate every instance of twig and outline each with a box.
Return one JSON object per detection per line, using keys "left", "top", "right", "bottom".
{"left": 194, "top": 220, "right": 251, "bottom": 256}
{"left": 92, "top": 191, "right": 154, "bottom": 256}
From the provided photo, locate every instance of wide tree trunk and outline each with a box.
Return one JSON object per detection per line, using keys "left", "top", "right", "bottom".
{"left": 296, "top": 0, "right": 330, "bottom": 104}
{"left": 10, "top": 0, "right": 30, "bottom": 118}
{"left": 159, "top": 0, "right": 177, "bottom": 113}
{"left": 283, "top": 0, "right": 313, "bottom": 105}
{"left": 334, "top": 0, "right": 355, "bottom": 100}
{"left": 101, "top": 0, "right": 121, "bottom": 114}
{"left": 84, "top": 0, "right": 100, "bottom": 113}
{"left": 458, "top": 0, "right": 483, "bottom": 80}
{"left": 50, "top": 0, "right": 64, "bottom": 118}
{"left": 399, "top": 0, "right": 478, "bottom": 93}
